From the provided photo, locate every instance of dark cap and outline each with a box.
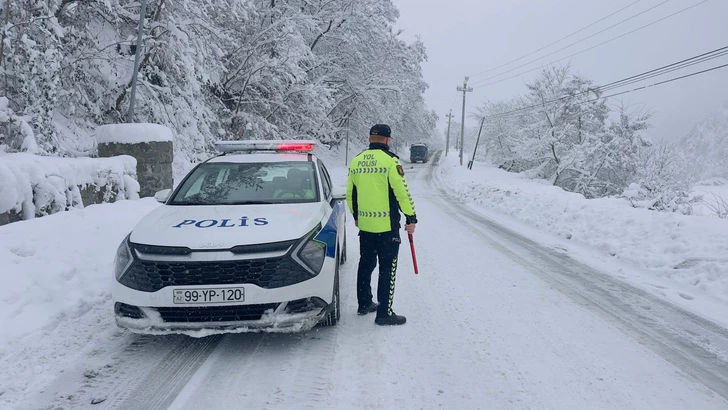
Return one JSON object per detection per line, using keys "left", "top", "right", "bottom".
{"left": 369, "top": 124, "right": 391, "bottom": 138}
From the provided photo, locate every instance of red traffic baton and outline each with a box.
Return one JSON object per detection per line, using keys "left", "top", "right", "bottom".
{"left": 408, "top": 232, "right": 419, "bottom": 274}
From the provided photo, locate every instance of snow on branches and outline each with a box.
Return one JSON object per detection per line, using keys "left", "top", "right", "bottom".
{"left": 0, "top": 0, "right": 434, "bottom": 160}
{"left": 474, "top": 66, "right": 696, "bottom": 213}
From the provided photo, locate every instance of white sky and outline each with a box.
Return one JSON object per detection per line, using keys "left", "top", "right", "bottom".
{"left": 392, "top": 0, "right": 728, "bottom": 141}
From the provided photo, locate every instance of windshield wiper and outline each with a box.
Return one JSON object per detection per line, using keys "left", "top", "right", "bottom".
{"left": 169, "top": 200, "right": 276, "bottom": 206}
{"left": 230, "top": 200, "right": 275, "bottom": 205}
{"left": 168, "top": 201, "right": 206, "bottom": 206}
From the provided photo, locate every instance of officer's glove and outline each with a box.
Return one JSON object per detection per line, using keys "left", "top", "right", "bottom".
{"left": 404, "top": 214, "right": 417, "bottom": 235}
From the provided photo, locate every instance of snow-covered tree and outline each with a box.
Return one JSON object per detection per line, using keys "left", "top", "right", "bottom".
{"left": 0, "top": 0, "right": 435, "bottom": 162}
{"left": 472, "top": 65, "right": 698, "bottom": 209}
{"left": 680, "top": 107, "right": 728, "bottom": 181}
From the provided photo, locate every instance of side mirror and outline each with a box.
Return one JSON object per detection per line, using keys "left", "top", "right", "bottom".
{"left": 331, "top": 186, "right": 346, "bottom": 201}
{"left": 154, "top": 189, "right": 172, "bottom": 203}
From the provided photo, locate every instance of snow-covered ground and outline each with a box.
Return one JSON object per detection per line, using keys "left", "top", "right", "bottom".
{"left": 1, "top": 154, "right": 727, "bottom": 409}
{"left": 438, "top": 154, "right": 728, "bottom": 325}
{"left": 0, "top": 199, "right": 161, "bottom": 408}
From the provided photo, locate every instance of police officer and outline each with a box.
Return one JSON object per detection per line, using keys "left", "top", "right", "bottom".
{"left": 346, "top": 124, "right": 417, "bottom": 326}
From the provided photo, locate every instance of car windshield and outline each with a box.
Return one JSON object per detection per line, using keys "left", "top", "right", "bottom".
{"left": 411, "top": 146, "right": 427, "bottom": 152}
{"left": 169, "top": 161, "right": 319, "bottom": 205}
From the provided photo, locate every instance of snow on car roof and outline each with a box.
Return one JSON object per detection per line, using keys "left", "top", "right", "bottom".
{"left": 206, "top": 152, "right": 314, "bottom": 164}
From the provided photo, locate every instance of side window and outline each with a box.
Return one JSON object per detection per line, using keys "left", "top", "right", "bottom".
{"left": 318, "top": 162, "right": 332, "bottom": 199}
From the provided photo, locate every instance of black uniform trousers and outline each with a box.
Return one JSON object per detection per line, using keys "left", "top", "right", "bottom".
{"left": 357, "top": 230, "right": 401, "bottom": 318}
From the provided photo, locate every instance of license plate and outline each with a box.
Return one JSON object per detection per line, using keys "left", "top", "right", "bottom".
{"left": 173, "top": 288, "right": 245, "bottom": 304}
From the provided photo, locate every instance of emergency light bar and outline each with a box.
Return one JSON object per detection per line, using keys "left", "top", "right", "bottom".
{"left": 215, "top": 140, "right": 316, "bottom": 153}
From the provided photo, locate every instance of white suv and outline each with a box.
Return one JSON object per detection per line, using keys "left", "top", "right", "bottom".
{"left": 112, "top": 141, "right": 346, "bottom": 334}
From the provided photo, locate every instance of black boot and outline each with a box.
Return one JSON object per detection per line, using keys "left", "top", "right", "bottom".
{"left": 375, "top": 312, "right": 406, "bottom": 326}
{"left": 357, "top": 302, "right": 378, "bottom": 315}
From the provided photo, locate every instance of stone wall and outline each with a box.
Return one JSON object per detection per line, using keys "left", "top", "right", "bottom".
{"left": 98, "top": 141, "right": 173, "bottom": 197}
{"left": 0, "top": 210, "right": 21, "bottom": 225}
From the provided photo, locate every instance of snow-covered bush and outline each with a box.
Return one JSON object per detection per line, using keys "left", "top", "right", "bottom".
{"left": 0, "top": 153, "right": 139, "bottom": 221}
{"left": 624, "top": 143, "right": 696, "bottom": 213}
{"left": 0, "top": 97, "right": 38, "bottom": 154}
{"left": 702, "top": 193, "right": 728, "bottom": 219}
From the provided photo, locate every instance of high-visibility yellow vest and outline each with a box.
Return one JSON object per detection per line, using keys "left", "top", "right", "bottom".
{"left": 346, "top": 144, "right": 416, "bottom": 233}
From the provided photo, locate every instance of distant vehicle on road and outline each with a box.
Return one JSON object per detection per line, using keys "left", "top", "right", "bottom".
{"left": 410, "top": 143, "right": 428, "bottom": 163}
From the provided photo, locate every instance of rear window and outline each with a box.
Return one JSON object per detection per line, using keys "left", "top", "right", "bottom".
{"left": 169, "top": 161, "right": 319, "bottom": 205}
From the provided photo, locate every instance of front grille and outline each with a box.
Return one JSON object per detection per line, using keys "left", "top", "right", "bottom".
{"left": 115, "top": 302, "right": 145, "bottom": 319}
{"left": 119, "top": 256, "right": 312, "bottom": 292}
{"left": 155, "top": 304, "right": 279, "bottom": 322}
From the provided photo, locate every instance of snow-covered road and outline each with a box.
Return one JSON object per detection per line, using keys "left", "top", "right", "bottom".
{"left": 10, "top": 153, "right": 728, "bottom": 410}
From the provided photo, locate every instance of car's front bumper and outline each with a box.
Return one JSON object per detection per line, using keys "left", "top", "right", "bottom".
{"left": 112, "top": 256, "right": 336, "bottom": 335}
{"left": 115, "top": 300, "right": 329, "bottom": 335}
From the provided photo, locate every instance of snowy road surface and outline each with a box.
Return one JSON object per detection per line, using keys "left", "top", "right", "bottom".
{"left": 11, "top": 152, "right": 728, "bottom": 410}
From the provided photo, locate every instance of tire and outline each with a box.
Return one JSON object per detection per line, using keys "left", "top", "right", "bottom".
{"left": 319, "top": 256, "right": 340, "bottom": 327}
{"left": 339, "top": 230, "right": 347, "bottom": 265}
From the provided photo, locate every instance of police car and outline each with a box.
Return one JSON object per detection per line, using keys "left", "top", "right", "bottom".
{"left": 112, "top": 140, "right": 346, "bottom": 333}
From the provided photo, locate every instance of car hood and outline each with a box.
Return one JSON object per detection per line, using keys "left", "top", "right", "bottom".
{"left": 129, "top": 203, "right": 327, "bottom": 249}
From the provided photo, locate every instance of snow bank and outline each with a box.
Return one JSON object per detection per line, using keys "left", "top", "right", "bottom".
{"left": 0, "top": 198, "right": 160, "bottom": 407}
{"left": 0, "top": 153, "right": 139, "bottom": 218}
{"left": 0, "top": 199, "right": 160, "bottom": 346}
{"left": 96, "top": 123, "right": 174, "bottom": 145}
{"left": 438, "top": 155, "right": 728, "bottom": 305}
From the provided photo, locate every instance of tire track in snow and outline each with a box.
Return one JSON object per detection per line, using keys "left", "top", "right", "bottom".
{"left": 428, "top": 153, "right": 728, "bottom": 402}
{"left": 24, "top": 332, "right": 222, "bottom": 410}
{"left": 331, "top": 242, "right": 393, "bottom": 410}
{"left": 163, "top": 329, "right": 343, "bottom": 409}
{"left": 279, "top": 329, "right": 339, "bottom": 408}
{"left": 105, "top": 335, "right": 223, "bottom": 410}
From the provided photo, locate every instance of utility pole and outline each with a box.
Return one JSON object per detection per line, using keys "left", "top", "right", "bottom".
{"left": 456, "top": 76, "right": 473, "bottom": 166}
{"left": 444, "top": 110, "right": 454, "bottom": 156}
{"left": 128, "top": 0, "right": 148, "bottom": 122}
{"left": 345, "top": 117, "right": 350, "bottom": 166}
{"left": 468, "top": 117, "right": 486, "bottom": 170}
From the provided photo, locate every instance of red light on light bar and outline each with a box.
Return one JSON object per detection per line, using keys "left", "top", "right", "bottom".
{"left": 278, "top": 143, "right": 314, "bottom": 151}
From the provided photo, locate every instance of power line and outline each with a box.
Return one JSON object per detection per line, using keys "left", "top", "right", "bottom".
{"left": 601, "top": 62, "right": 728, "bottom": 98}
{"left": 597, "top": 48, "right": 728, "bottom": 91}
{"left": 471, "top": 0, "right": 710, "bottom": 88}
{"left": 481, "top": 57, "right": 728, "bottom": 120}
{"left": 600, "top": 45, "right": 728, "bottom": 88}
{"left": 470, "top": 0, "right": 643, "bottom": 77}
{"left": 471, "top": 0, "right": 673, "bottom": 82}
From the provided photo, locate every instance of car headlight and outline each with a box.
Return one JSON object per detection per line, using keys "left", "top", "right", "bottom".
{"left": 295, "top": 224, "right": 326, "bottom": 275}
{"left": 114, "top": 234, "right": 133, "bottom": 281}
